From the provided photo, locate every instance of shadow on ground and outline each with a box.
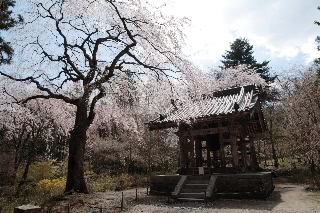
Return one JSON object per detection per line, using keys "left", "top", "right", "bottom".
{"left": 130, "top": 189, "right": 282, "bottom": 212}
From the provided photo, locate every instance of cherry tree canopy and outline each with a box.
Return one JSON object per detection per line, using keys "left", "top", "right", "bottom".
{"left": 0, "top": 0, "right": 190, "bottom": 193}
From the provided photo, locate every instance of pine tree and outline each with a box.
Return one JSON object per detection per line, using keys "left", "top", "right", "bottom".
{"left": 221, "top": 38, "right": 274, "bottom": 83}
{"left": 0, "top": 0, "right": 21, "bottom": 65}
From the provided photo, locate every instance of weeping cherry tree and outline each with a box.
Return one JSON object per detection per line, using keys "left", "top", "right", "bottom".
{"left": 0, "top": 0, "right": 188, "bottom": 193}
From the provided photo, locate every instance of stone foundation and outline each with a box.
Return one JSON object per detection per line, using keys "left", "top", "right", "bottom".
{"left": 214, "top": 172, "right": 274, "bottom": 199}
{"left": 150, "top": 172, "right": 274, "bottom": 200}
{"left": 149, "top": 175, "right": 181, "bottom": 195}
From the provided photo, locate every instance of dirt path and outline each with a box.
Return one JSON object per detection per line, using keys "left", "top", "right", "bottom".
{"left": 48, "top": 180, "right": 320, "bottom": 212}
{"left": 129, "top": 183, "right": 320, "bottom": 212}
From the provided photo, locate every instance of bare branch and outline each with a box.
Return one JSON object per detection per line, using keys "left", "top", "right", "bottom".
{"left": 0, "top": 71, "right": 78, "bottom": 105}
{"left": 2, "top": 87, "right": 19, "bottom": 103}
{"left": 88, "top": 87, "right": 105, "bottom": 124}
{"left": 126, "top": 51, "right": 174, "bottom": 77}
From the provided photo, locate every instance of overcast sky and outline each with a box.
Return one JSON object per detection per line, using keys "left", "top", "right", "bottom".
{"left": 160, "top": 0, "right": 320, "bottom": 74}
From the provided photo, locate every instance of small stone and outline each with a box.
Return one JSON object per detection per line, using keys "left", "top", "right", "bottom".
{"left": 14, "top": 204, "right": 42, "bottom": 213}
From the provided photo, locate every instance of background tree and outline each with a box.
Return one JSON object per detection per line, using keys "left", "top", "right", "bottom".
{"left": 0, "top": 0, "right": 187, "bottom": 193}
{"left": 281, "top": 69, "right": 320, "bottom": 178}
{"left": 314, "top": 6, "right": 320, "bottom": 65}
{"left": 0, "top": 85, "right": 73, "bottom": 187}
{"left": 0, "top": 0, "right": 21, "bottom": 65}
{"left": 220, "top": 38, "right": 278, "bottom": 167}
{"left": 221, "top": 38, "right": 274, "bottom": 83}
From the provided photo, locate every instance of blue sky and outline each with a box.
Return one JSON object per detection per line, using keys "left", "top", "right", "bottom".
{"left": 9, "top": 0, "right": 320, "bottom": 76}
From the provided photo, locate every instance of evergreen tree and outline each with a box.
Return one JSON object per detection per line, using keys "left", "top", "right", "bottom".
{"left": 0, "top": 0, "right": 21, "bottom": 65}
{"left": 221, "top": 38, "right": 274, "bottom": 83}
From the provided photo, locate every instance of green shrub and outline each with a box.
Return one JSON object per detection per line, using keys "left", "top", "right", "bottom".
{"left": 88, "top": 175, "right": 115, "bottom": 192}
{"left": 0, "top": 161, "right": 67, "bottom": 212}
{"left": 38, "top": 177, "right": 66, "bottom": 195}
{"left": 18, "top": 161, "right": 67, "bottom": 183}
{"left": 88, "top": 174, "right": 148, "bottom": 192}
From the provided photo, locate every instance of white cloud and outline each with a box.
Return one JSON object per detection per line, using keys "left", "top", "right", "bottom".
{"left": 300, "top": 39, "right": 319, "bottom": 63}
{"left": 160, "top": 0, "right": 320, "bottom": 69}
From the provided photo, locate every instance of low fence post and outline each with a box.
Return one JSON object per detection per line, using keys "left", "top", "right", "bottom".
{"left": 135, "top": 188, "right": 138, "bottom": 201}
{"left": 121, "top": 192, "right": 124, "bottom": 211}
{"left": 167, "top": 190, "right": 171, "bottom": 203}
{"left": 68, "top": 204, "right": 70, "bottom": 213}
{"left": 204, "top": 191, "right": 207, "bottom": 205}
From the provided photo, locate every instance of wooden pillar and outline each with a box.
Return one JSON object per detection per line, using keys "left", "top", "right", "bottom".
{"left": 179, "top": 136, "right": 187, "bottom": 170}
{"left": 249, "top": 138, "right": 259, "bottom": 171}
{"left": 230, "top": 118, "right": 240, "bottom": 170}
{"left": 213, "top": 151, "right": 219, "bottom": 167}
{"left": 206, "top": 141, "right": 211, "bottom": 168}
{"left": 241, "top": 140, "right": 247, "bottom": 169}
{"left": 230, "top": 133, "right": 239, "bottom": 168}
{"left": 246, "top": 143, "right": 251, "bottom": 167}
{"left": 190, "top": 137, "right": 195, "bottom": 167}
{"left": 219, "top": 122, "right": 226, "bottom": 168}
{"left": 195, "top": 139, "right": 202, "bottom": 167}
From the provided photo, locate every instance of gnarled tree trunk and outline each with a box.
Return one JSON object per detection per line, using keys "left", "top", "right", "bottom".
{"left": 65, "top": 100, "right": 90, "bottom": 193}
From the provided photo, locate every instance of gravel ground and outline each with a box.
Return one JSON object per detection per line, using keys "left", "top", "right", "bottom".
{"left": 47, "top": 179, "right": 320, "bottom": 213}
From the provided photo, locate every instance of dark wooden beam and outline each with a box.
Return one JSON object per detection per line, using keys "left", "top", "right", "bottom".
{"left": 148, "top": 121, "right": 177, "bottom": 131}
{"left": 256, "top": 102, "right": 267, "bottom": 131}
{"left": 181, "top": 126, "right": 243, "bottom": 137}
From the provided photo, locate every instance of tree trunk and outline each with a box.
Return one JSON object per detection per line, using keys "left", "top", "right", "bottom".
{"left": 13, "top": 131, "right": 30, "bottom": 181}
{"left": 270, "top": 138, "right": 279, "bottom": 168}
{"left": 269, "top": 107, "right": 279, "bottom": 168}
{"left": 16, "top": 138, "right": 35, "bottom": 196}
{"left": 65, "top": 102, "right": 90, "bottom": 194}
{"left": 128, "top": 143, "right": 132, "bottom": 174}
{"left": 18, "top": 154, "right": 32, "bottom": 188}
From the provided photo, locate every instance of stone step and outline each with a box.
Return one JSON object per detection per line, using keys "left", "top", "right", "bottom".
{"left": 177, "top": 198, "right": 205, "bottom": 202}
{"left": 186, "top": 179, "right": 210, "bottom": 184}
{"left": 180, "top": 188, "right": 207, "bottom": 193}
{"left": 216, "top": 191, "right": 251, "bottom": 194}
{"left": 215, "top": 192, "right": 256, "bottom": 199}
{"left": 179, "top": 192, "right": 206, "bottom": 199}
{"left": 187, "top": 175, "right": 211, "bottom": 180}
{"left": 184, "top": 183, "right": 208, "bottom": 189}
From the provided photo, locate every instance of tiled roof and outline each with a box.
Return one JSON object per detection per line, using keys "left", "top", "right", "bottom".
{"left": 150, "top": 85, "right": 260, "bottom": 124}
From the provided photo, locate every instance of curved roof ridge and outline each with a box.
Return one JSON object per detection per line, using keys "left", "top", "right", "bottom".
{"left": 149, "top": 84, "right": 261, "bottom": 125}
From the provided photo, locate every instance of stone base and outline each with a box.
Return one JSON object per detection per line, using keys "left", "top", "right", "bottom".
{"left": 149, "top": 175, "right": 181, "bottom": 195}
{"left": 214, "top": 172, "right": 274, "bottom": 199}
{"left": 150, "top": 172, "right": 274, "bottom": 200}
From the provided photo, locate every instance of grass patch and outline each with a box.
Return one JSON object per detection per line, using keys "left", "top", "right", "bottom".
{"left": 0, "top": 183, "right": 64, "bottom": 212}
{"left": 0, "top": 160, "right": 150, "bottom": 211}
{"left": 88, "top": 174, "right": 148, "bottom": 192}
